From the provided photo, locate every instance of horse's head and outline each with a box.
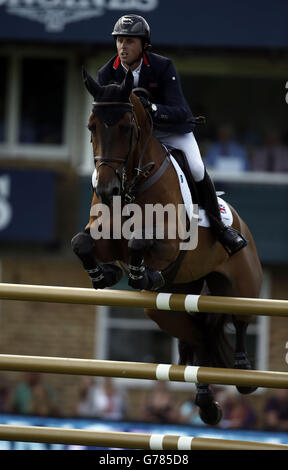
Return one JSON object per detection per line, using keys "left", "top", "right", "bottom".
{"left": 83, "top": 67, "right": 139, "bottom": 206}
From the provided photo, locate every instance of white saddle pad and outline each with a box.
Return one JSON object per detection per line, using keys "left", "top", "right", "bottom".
{"left": 170, "top": 155, "right": 233, "bottom": 227}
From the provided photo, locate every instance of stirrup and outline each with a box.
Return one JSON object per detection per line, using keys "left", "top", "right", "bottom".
{"left": 218, "top": 227, "right": 248, "bottom": 257}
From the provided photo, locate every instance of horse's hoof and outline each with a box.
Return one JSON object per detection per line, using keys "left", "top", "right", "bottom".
{"left": 92, "top": 264, "right": 123, "bottom": 290}
{"left": 234, "top": 352, "right": 257, "bottom": 395}
{"left": 128, "top": 269, "right": 164, "bottom": 291}
{"left": 199, "top": 401, "right": 222, "bottom": 426}
{"left": 236, "top": 385, "right": 258, "bottom": 395}
{"left": 128, "top": 274, "right": 147, "bottom": 290}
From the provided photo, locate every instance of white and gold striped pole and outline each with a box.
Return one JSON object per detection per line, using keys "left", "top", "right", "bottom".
{"left": 0, "top": 283, "right": 287, "bottom": 317}
{"left": 0, "top": 354, "right": 287, "bottom": 389}
{"left": 0, "top": 425, "right": 287, "bottom": 450}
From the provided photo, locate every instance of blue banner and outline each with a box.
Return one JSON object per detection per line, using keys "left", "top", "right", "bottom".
{"left": 0, "top": 414, "right": 287, "bottom": 450}
{"left": 0, "top": 169, "right": 56, "bottom": 243}
{"left": 0, "top": 0, "right": 287, "bottom": 49}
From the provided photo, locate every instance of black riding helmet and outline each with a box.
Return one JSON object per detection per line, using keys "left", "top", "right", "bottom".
{"left": 112, "top": 14, "right": 151, "bottom": 49}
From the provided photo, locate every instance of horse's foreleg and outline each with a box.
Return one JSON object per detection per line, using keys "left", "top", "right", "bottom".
{"left": 128, "top": 238, "right": 165, "bottom": 291}
{"left": 233, "top": 316, "right": 257, "bottom": 394}
{"left": 71, "top": 231, "right": 122, "bottom": 289}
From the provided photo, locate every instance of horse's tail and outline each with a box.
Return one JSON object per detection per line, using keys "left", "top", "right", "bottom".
{"left": 178, "top": 312, "right": 234, "bottom": 369}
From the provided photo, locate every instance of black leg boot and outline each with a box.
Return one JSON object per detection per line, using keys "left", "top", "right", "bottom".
{"left": 195, "top": 170, "right": 248, "bottom": 256}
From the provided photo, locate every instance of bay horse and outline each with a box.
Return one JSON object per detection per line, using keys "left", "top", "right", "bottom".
{"left": 72, "top": 68, "right": 263, "bottom": 425}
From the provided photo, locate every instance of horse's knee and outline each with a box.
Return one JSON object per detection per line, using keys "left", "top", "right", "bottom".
{"left": 128, "top": 238, "right": 154, "bottom": 269}
{"left": 71, "top": 231, "right": 96, "bottom": 266}
{"left": 128, "top": 237, "right": 154, "bottom": 252}
{"left": 71, "top": 231, "right": 94, "bottom": 256}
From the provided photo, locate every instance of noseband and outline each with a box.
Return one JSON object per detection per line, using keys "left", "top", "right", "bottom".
{"left": 92, "top": 99, "right": 155, "bottom": 202}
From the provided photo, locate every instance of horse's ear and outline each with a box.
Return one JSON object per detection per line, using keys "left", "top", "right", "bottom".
{"left": 121, "top": 69, "right": 134, "bottom": 96}
{"left": 82, "top": 66, "right": 101, "bottom": 99}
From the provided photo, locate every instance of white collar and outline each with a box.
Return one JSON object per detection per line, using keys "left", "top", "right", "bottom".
{"left": 121, "top": 59, "right": 143, "bottom": 75}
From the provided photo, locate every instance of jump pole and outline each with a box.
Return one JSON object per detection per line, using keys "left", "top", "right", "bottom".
{"left": 0, "top": 354, "right": 287, "bottom": 389}
{"left": 0, "top": 282, "right": 288, "bottom": 317}
{"left": 0, "top": 425, "right": 287, "bottom": 450}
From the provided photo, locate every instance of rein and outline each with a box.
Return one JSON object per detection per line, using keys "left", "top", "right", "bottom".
{"left": 92, "top": 98, "right": 167, "bottom": 202}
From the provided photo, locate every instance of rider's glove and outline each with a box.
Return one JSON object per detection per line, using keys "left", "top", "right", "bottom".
{"left": 139, "top": 97, "right": 157, "bottom": 116}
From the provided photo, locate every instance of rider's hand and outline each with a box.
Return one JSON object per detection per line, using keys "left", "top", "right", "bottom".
{"left": 139, "top": 96, "right": 157, "bottom": 116}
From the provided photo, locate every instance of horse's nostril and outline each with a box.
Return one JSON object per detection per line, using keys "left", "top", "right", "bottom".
{"left": 95, "top": 182, "right": 120, "bottom": 206}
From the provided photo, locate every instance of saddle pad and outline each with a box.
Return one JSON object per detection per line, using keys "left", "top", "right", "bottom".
{"left": 170, "top": 155, "right": 233, "bottom": 228}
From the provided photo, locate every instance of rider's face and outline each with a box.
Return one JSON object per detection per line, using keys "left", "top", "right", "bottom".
{"left": 116, "top": 36, "right": 143, "bottom": 70}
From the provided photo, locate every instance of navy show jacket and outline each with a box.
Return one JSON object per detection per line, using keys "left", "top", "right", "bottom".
{"left": 96, "top": 52, "right": 195, "bottom": 134}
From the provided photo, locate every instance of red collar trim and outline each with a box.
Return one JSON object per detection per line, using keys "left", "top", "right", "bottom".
{"left": 113, "top": 56, "right": 121, "bottom": 69}
{"left": 113, "top": 54, "right": 150, "bottom": 70}
{"left": 143, "top": 53, "right": 150, "bottom": 66}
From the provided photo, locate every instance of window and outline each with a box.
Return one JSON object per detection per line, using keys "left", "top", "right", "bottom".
{"left": 0, "top": 51, "right": 74, "bottom": 160}
{"left": 107, "top": 306, "right": 172, "bottom": 364}
{"left": 0, "top": 57, "right": 8, "bottom": 142}
{"left": 19, "top": 58, "right": 66, "bottom": 144}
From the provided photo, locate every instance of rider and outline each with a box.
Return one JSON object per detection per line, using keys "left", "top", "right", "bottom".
{"left": 96, "top": 14, "right": 248, "bottom": 256}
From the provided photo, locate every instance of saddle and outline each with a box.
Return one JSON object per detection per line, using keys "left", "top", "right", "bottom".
{"left": 166, "top": 146, "right": 200, "bottom": 205}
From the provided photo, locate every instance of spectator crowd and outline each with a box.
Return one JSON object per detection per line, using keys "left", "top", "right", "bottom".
{"left": 1, "top": 371, "right": 288, "bottom": 432}
{"left": 202, "top": 125, "right": 288, "bottom": 174}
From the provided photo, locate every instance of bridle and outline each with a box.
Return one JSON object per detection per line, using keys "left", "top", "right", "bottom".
{"left": 92, "top": 99, "right": 155, "bottom": 203}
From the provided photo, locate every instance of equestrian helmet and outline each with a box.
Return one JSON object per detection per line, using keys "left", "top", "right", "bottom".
{"left": 112, "top": 14, "right": 151, "bottom": 46}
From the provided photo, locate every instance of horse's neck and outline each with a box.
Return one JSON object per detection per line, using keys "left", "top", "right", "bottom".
{"left": 136, "top": 120, "right": 166, "bottom": 171}
{"left": 131, "top": 96, "right": 166, "bottom": 171}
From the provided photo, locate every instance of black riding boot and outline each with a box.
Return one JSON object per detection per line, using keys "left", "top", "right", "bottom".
{"left": 195, "top": 170, "right": 248, "bottom": 256}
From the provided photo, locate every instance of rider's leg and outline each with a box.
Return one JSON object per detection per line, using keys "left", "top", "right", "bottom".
{"left": 158, "top": 132, "right": 248, "bottom": 256}
{"left": 196, "top": 169, "right": 248, "bottom": 255}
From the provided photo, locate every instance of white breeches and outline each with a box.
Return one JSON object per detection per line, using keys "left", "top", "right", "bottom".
{"left": 156, "top": 131, "right": 205, "bottom": 182}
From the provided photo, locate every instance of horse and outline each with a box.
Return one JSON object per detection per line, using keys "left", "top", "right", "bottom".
{"left": 71, "top": 68, "right": 263, "bottom": 425}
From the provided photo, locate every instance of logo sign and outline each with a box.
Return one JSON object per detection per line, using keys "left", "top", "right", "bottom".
{"left": 0, "top": 175, "right": 12, "bottom": 232}
{"left": 89, "top": 196, "right": 199, "bottom": 251}
{"left": 0, "top": 170, "right": 56, "bottom": 243}
{"left": 0, "top": 0, "right": 159, "bottom": 33}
